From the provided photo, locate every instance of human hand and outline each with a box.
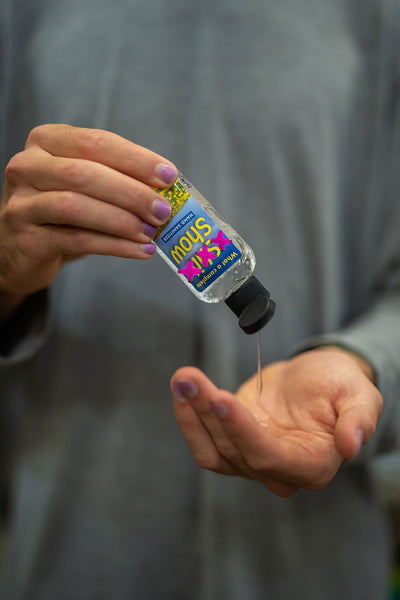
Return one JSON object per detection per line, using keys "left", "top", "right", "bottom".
{"left": 171, "top": 348, "right": 382, "bottom": 497}
{"left": 0, "top": 124, "right": 177, "bottom": 302}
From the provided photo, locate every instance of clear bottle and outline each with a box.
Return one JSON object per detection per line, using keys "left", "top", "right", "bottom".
{"left": 154, "top": 173, "right": 275, "bottom": 334}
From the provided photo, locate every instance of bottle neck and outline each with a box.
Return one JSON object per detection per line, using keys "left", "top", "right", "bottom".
{"left": 224, "top": 276, "right": 275, "bottom": 334}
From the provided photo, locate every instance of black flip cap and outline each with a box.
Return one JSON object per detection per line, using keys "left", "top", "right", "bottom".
{"left": 224, "top": 276, "right": 276, "bottom": 334}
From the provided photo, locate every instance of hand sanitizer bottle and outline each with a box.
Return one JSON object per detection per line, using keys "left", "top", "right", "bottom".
{"left": 154, "top": 173, "right": 275, "bottom": 334}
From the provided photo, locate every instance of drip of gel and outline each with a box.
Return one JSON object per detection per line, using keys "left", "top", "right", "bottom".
{"left": 257, "top": 332, "right": 263, "bottom": 398}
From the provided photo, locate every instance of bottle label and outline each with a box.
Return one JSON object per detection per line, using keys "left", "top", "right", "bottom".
{"left": 155, "top": 181, "right": 241, "bottom": 292}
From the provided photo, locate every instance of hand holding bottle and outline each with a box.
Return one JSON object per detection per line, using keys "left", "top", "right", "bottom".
{"left": 0, "top": 124, "right": 177, "bottom": 317}
{"left": 171, "top": 347, "right": 382, "bottom": 497}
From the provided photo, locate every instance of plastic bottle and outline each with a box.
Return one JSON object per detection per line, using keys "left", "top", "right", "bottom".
{"left": 154, "top": 173, "right": 275, "bottom": 334}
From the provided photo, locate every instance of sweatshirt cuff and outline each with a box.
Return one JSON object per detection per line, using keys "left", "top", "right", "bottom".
{"left": 0, "top": 289, "right": 51, "bottom": 365}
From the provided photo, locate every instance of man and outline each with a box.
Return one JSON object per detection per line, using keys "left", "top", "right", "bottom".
{"left": 0, "top": 0, "right": 399, "bottom": 598}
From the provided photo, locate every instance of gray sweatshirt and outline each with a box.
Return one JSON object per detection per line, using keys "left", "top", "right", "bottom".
{"left": 0, "top": 0, "right": 399, "bottom": 598}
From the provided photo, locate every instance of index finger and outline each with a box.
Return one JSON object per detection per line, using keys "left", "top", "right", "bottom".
{"left": 172, "top": 367, "right": 281, "bottom": 470}
{"left": 25, "top": 124, "right": 177, "bottom": 187}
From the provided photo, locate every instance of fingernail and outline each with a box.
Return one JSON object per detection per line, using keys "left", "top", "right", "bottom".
{"left": 172, "top": 382, "right": 187, "bottom": 403}
{"left": 156, "top": 164, "right": 177, "bottom": 185}
{"left": 141, "top": 242, "right": 156, "bottom": 256}
{"left": 356, "top": 429, "right": 363, "bottom": 451}
{"left": 152, "top": 199, "right": 171, "bottom": 221}
{"left": 173, "top": 380, "right": 198, "bottom": 400}
{"left": 211, "top": 401, "right": 229, "bottom": 419}
{"left": 142, "top": 222, "right": 158, "bottom": 238}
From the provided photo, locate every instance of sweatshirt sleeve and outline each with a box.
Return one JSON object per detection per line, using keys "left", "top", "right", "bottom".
{"left": 0, "top": 289, "right": 51, "bottom": 366}
{"left": 291, "top": 31, "right": 400, "bottom": 458}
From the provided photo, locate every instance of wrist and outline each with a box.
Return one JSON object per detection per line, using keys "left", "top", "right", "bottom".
{"left": 316, "top": 345, "right": 376, "bottom": 384}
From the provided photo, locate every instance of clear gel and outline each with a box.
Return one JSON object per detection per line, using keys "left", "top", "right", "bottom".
{"left": 257, "top": 332, "right": 263, "bottom": 398}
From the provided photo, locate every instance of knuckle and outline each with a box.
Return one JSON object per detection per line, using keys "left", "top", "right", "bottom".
{"left": 3, "top": 195, "right": 23, "bottom": 228}
{"left": 78, "top": 129, "right": 107, "bottom": 160}
{"left": 70, "top": 228, "right": 91, "bottom": 252}
{"left": 55, "top": 192, "right": 81, "bottom": 221}
{"left": 26, "top": 124, "right": 50, "bottom": 147}
{"left": 50, "top": 227, "right": 91, "bottom": 257}
{"left": 217, "top": 442, "right": 242, "bottom": 464}
{"left": 246, "top": 453, "right": 268, "bottom": 473}
{"left": 193, "top": 450, "right": 220, "bottom": 472}
{"left": 5, "top": 152, "right": 27, "bottom": 184}
{"left": 116, "top": 209, "right": 135, "bottom": 232}
{"left": 61, "top": 160, "right": 87, "bottom": 188}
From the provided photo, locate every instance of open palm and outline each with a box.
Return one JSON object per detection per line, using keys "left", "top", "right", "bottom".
{"left": 172, "top": 348, "right": 382, "bottom": 497}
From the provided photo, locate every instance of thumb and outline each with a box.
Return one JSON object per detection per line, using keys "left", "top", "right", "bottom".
{"left": 334, "top": 386, "right": 383, "bottom": 460}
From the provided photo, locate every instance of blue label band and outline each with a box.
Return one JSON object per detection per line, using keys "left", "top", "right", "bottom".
{"left": 156, "top": 195, "right": 241, "bottom": 292}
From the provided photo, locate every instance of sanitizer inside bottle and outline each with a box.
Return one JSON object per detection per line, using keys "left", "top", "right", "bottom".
{"left": 154, "top": 173, "right": 275, "bottom": 334}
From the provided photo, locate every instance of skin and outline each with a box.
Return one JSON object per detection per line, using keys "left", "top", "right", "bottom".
{"left": 0, "top": 123, "right": 177, "bottom": 323}
{"left": 171, "top": 347, "right": 383, "bottom": 497}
